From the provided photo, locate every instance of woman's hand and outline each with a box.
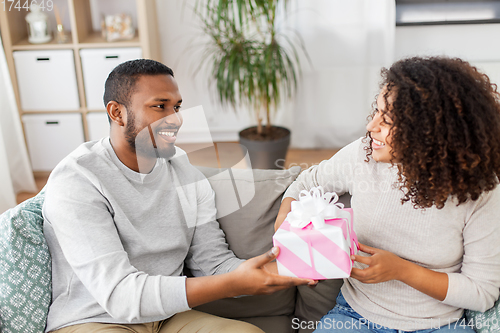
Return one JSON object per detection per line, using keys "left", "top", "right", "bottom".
{"left": 350, "top": 243, "right": 407, "bottom": 283}
{"left": 350, "top": 243, "right": 448, "bottom": 301}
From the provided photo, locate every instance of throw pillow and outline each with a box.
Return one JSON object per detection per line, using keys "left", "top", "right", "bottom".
{"left": 197, "top": 165, "right": 302, "bottom": 259}
{"left": 194, "top": 166, "right": 301, "bottom": 320}
{"left": 467, "top": 299, "right": 500, "bottom": 332}
{"left": 0, "top": 190, "right": 51, "bottom": 333}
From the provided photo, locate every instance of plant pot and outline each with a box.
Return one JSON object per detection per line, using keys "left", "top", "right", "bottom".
{"left": 239, "top": 126, "right": 291, "bottom": 169}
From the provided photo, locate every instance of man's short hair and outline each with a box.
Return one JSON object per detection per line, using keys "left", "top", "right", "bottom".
{"left": 103, "top": 59, "right": 174, "bottom": 109}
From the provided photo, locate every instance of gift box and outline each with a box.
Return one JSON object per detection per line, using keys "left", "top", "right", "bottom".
{"left": 273, "top": 187, "right": 358, "bottom": 279}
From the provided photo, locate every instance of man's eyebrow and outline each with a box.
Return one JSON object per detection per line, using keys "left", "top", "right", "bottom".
{"left": 152, "top": 98, "right": 183, "bottom": 103}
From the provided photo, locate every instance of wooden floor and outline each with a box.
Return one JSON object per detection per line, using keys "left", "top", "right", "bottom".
{"left": 16, "top": 143, "right": 338, "bottom": 204}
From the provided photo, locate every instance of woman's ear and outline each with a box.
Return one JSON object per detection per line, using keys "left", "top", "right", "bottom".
{"left": 107, "top": 101, "right": 125, "bottom": 126}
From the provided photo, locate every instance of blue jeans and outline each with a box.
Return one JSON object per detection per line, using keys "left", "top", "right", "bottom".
{"left": 313, "top": 292, "right": 475, "bottom": 333}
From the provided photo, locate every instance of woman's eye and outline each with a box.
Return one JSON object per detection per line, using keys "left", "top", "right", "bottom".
{"left": 382, "top": 116, "right": 392, "bottom": 125}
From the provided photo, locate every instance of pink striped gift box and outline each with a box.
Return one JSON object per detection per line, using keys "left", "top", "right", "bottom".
{"left": 273, "top": 208, "right": 358, "bottom": 280}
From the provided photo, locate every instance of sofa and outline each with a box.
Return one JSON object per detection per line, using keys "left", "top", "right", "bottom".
{"left": 0, "top": 166, "right": 345, "bottom": 333}
{"left": 0, "top": 166, "right": 495, "bottom": 333}
{"left": 191, "top": 166, "right": 349, "bottom": 333}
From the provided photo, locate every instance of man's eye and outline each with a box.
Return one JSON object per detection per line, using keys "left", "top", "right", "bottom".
{"left": 174, "top": 105, "right": 182, "bottom": 112}
{"left": 155, "top": 104, "right": 165, "bottom": 109}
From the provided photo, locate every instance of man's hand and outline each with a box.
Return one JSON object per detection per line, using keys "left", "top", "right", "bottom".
{"left": 350, "top": 243, "right": 407, "bottom": 284}
{"left": 228, "top": 247, "right": 317, "bottom": 296}
{"left": 186, "top": 247, "right": 316, "bottom": 307}
{"left": 262, "top": 255, "right": 318, "bottom": 288}
{"left": 262, "top": 259, "right": 279, "bottom": 275}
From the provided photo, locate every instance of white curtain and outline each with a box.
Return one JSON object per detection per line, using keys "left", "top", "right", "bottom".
{"left": 0, "top": 33, "right": 37, "bottom": 213}
{"left": 0, "top": 125, "right": 15, "bottom": 213}
{"left": 282, "top": 0, "right": 395, "bottom": 148}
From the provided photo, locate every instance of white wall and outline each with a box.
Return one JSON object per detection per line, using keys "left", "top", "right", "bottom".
{"left": 155, "top": 0, "right": 252, "bottom": 142}
{"left": 154, "top": 0, "right": 394, "bottom": 146}
{"left": 154, "top": 0, "right": 500, "bottom": 146}
{"left": 284, "top": 0, "right": 395, "bottom": 149}
{"left": 395, "top": 23, "right": 500, "bottom": 86}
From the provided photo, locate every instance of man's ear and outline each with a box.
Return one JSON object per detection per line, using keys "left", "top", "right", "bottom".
{"left": 107, "top": 101, "right": 125, "bottom": 126}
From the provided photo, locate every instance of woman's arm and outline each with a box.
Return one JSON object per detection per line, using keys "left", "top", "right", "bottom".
{"left": 274, "top": 139, "right": 364, "bottom": 231}
{"left": 351, "top": 243, "right": 448, "bottom": 301}
{"left": 274, "top": 197, "right": 296, "bottom": 231}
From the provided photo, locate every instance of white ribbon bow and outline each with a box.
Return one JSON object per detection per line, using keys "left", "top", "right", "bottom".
{"left": 286, "top": 186, "right": 349, "bottom": 229}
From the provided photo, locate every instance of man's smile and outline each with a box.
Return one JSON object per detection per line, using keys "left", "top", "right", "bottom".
{"left": 157, "top": 127, "right": 179, "bottom": 143}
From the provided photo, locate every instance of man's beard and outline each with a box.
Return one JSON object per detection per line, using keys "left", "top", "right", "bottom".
{"left": 124, "top": 108, "right": 176, "bottom": 161}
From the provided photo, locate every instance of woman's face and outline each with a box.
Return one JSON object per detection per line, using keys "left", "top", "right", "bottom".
{"left": 366, "top": 89, "right": 394, "bottom": 163}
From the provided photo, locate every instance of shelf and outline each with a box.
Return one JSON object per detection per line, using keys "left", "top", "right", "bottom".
{"left": 78, "top": 31, "right": 140, "bottom": 48}
{"left": 23, "top": 109, "right": 110, "bottom": 114}
{"left": 0, "top": 0, "right": 161, "bottom": 147}
{"left": 21, "top": 109, "right": 84, "bottom": 115}
{"left": 11, "top": 31, "right": 141, "bottom": 50}
{"left": 11, "top": 36, "right": 75, "bottom": 51}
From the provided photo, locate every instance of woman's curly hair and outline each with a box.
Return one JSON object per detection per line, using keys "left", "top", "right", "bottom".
{"left": 365, "top": 56, "right": 500, "bottom": 209}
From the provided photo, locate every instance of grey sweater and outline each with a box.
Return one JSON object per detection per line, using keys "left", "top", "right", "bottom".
{"left": 42, "top": 138, "right": 243, "bottom": 332}
{"left": 284, "top": 138, "right": 500, "bottom": 331}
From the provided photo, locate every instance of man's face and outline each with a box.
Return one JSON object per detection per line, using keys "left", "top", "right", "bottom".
{"left": 124, "top": 74, "right": 183, "bottom": 162}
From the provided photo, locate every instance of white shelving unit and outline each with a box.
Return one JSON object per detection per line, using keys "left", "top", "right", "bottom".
{"left": 0, "top": 0, "right": 161, "bottom": 171}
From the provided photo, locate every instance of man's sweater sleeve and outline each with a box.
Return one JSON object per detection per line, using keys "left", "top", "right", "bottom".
{"left": 43, "top": 161, "right": 190, "bottom": 322}
{"left": 184, "top": 176, "right": 244, "bottom": 277}
{"left": 442, "top": 186, "right": 500, "bottom": 312}
{"left": 284, "top": 138, "right": 363, "bottom": 200}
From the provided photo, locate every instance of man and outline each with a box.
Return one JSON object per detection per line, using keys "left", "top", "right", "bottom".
{"left": 42, "top": 59, "right": 314, "bottom": 333}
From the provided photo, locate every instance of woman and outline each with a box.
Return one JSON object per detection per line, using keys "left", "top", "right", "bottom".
{"left": 275, "top": 56, "right": 500, "bottom": 332}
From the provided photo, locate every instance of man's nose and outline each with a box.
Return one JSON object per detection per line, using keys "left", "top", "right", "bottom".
{"left": 164, "top": 111, "right": 183, "bottom": 127}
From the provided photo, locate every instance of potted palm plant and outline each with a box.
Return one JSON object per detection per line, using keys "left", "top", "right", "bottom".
{"left": 194, "top": 0, "right": 308, "bottom": 169}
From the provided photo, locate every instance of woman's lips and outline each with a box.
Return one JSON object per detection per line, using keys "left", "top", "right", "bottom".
{"left": 372, "top": 138, "right": 386, "bottom": 149}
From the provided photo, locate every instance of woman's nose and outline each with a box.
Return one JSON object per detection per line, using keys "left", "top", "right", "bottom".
{"left": 366, "top": 114, "right": 380, "bottom": 132}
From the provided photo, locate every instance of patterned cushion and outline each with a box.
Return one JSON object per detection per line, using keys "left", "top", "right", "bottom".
{"left": 467, "top": 299, "right": 500, "bottom": 332}
{"left": 0, "top": 190, "right": 50, "bottom": 333}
